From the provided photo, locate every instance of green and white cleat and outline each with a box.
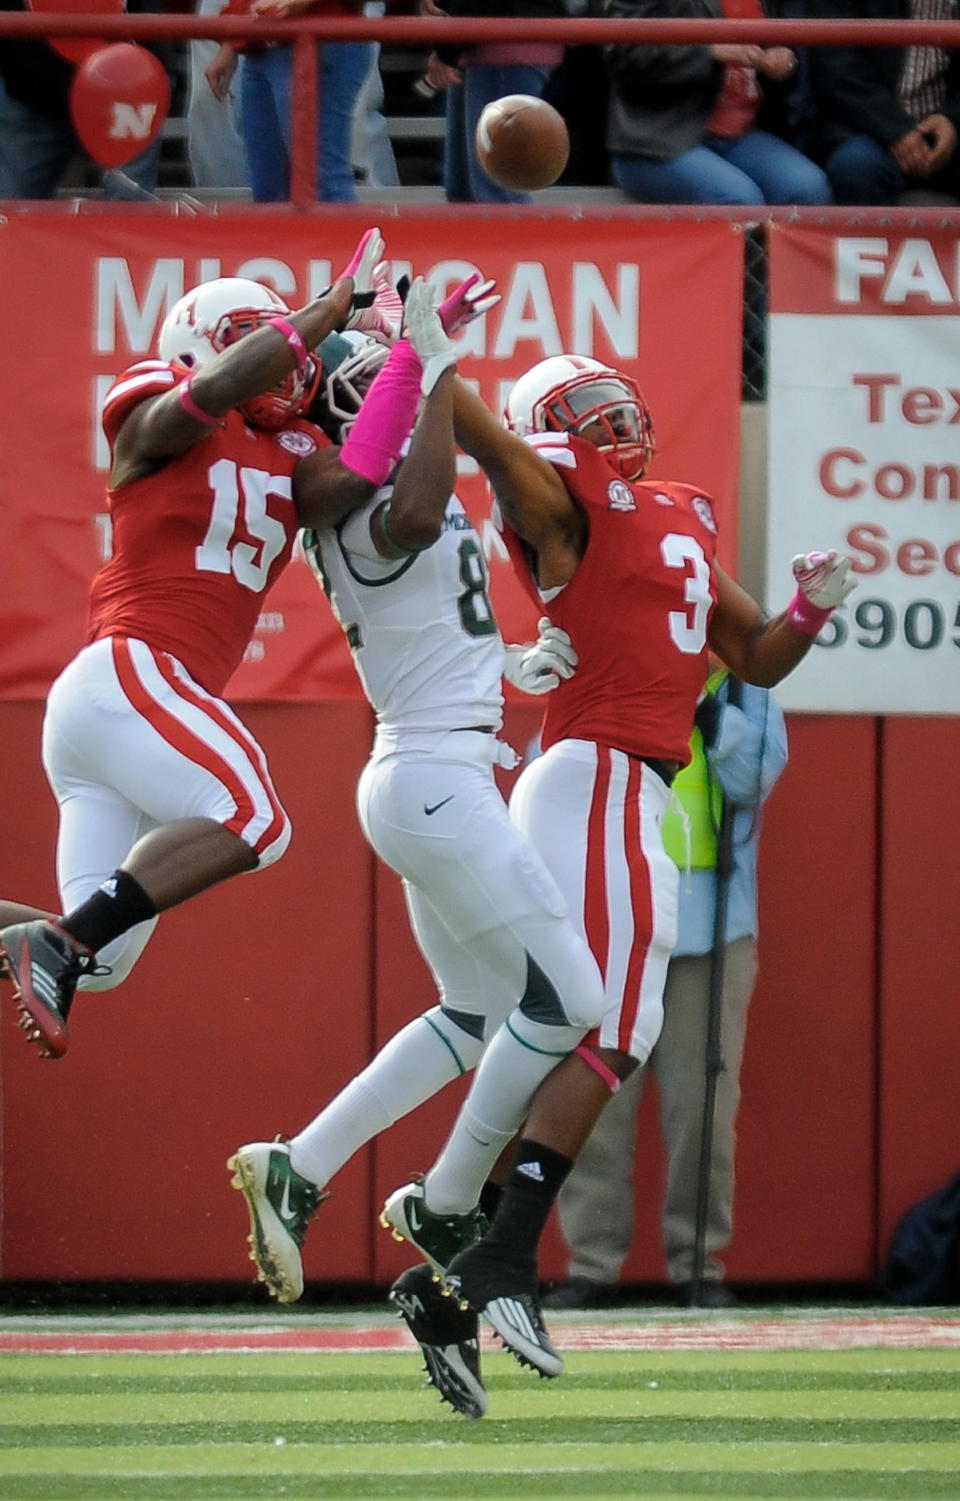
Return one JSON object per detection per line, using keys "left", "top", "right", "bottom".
{"left": 228, "top": 1139, "right": 327, "bottom": 1303}
{"left": 380, "top": 1179, "right": 487, "bottom": 1274}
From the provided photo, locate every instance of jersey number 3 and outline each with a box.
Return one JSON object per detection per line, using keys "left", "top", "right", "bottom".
{"left": 661, "top": 533, "right": 712, "bottom": 654}
{"left": 196, "top": 459, "right": 291, "bottom": 592}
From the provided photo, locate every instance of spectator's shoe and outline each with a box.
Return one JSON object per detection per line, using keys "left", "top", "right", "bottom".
{"left": 0, "top": 920, "right": 109, "bottom": 1059}
{"left": 228, "top": 1139, "right": 329, "bottom": 1304}
{"left": 674, "top": 1280, "right": 738, "bottom": 1309}
{"left": 445, "top": 1242, "right": 564, "bottom": 1378}
{"left": 380, "top": 1179, "right": 488, "bottom": 1274}
{"left": 389, "top": 1261, "right": 488, "bottom": 1420}
{"left": 543, "top": 1277, "right": 618, "bottom": 1310}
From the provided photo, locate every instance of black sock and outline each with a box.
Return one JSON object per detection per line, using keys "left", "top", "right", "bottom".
{"left": 481, "top": 1140, "right": 573, "bottom": 1264}
{"left": 479, "top": 1179, "right": 503, "bottom": 1222}
{"left": 60, "top": 871, "right": 157, "bottom": 954}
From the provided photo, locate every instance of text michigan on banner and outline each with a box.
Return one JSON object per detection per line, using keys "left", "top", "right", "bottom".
{"left": 0, "top": 214, "right": 743, "bottom": 703}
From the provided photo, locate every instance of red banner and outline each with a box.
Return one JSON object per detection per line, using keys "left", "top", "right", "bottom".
{"left": 0, "top": 212, "right": 743, "bottom": 701}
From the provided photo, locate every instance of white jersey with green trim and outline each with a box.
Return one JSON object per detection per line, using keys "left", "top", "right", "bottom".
{"left": 303, "top": 490, "right": 506, "bottom": 745}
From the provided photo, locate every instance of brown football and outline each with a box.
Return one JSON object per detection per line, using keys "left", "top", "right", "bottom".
{"left": 474, "top": 94, "right": 570, "bottom": 193}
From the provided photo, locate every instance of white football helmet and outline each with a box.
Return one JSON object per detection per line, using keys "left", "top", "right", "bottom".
{"left": 157, "top": 277, "right": 319, "bottom": 431}
{"left": 315, "top": 329, "right": 389, "bottom": 442}
{"left": 505, "top": 354, "right": 656, "bottom": 481}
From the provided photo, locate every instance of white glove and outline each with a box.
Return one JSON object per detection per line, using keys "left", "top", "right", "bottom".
{"left": 402, "top": 277, "right": 458, "bottom": 395}
{"left": 438, "top": 272, "right": 501, "bottom": 335}
{"left": 791, "top": 551, "right": 857, "bottom": 609}
{"left": 503, "top": 618, "right": 578, "bottom": 695}
{"left": 339, "top": 226, "right": 386, "bottom": 331}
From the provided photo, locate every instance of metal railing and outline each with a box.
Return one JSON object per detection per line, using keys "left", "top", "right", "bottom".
{"left": 5, "top": 13, "right": 960, "bottom": 205}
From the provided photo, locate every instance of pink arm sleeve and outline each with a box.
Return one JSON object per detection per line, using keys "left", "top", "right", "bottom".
{"left": 339, "top": 339, "right": 422, "bottom": 486}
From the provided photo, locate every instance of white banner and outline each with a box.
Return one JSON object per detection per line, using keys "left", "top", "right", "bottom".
{"left": 766, "top": 228, "right": 960, "bottom": 714}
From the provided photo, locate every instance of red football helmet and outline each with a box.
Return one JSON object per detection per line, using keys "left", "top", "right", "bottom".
{"left": 157, "top": 278, "right": 319, "bottom": 432}
{"left": 505, "top": 354, "right": 656, "bottom": 481}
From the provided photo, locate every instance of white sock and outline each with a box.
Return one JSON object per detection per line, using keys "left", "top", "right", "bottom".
{"left": 289, "top": 1010, "right": 482, "bottom": 1187}
{"left": 424, "top": 1009, "right": 584, "bottom": 1215}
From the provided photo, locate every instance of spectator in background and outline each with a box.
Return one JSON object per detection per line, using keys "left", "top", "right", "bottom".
{"left": 205, "top": 0, "right": 372, "bottom": 200}
{"left": 417, "top": 0, "right": 566, "bottom": 203}
{"left": 806, "top": 0, "right": 960, "bottom": 205}
{"left": 543, "top": 40, "right": 615, "bottom": 186}
{"left": 598, "top": 0, "right": 833, "bottom": 204}
{"left": 187, "top": 0, "right": 250, "bottom": 190}
{"left": 0, "top": 0, "right": 177, "bottom": 199}
{"left": 545, "top": 673, "right": 788, "bottom": 1310}
{"left": 0, "top": 0, "right": 78, "bottom": 198}
{"left": 351, "top": 2, "right": 400, "bottom": 188}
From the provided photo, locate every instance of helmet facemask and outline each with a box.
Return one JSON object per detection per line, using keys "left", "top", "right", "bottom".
{"left": 537, "top": 373, "right": 656, "bottom": 482}
{"left": 212, "top": 308, "right": 319, "bottom": 432}
{"left": 315, "top": 331, "right": 390, "bottom": 443}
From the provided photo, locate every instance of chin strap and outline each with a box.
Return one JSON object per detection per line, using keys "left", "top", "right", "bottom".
{"left": 339, "top": 338, "right": 422, "bottom": 486}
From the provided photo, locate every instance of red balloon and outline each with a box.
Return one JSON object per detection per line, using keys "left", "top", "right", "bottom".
{"left": 26, "top": 0, "right": 124, "bottom": 66}
{"left": 69, "top": 43, "right": 171, "bottom": 168}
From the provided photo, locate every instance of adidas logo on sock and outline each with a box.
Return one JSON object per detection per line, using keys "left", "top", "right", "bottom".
{"left": 516, "top": 1160, "right": 545, "bottom": 1184}
{"left": 100, "top": 877, "right": 118, "bottom": 898}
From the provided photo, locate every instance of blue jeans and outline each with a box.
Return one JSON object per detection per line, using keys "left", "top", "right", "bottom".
{"left": 825, "top": 131, "right": 960, "bottom": 205}
{"left": 0, "top": 82, "right": 75, "bottom": 198}
{"left": 444, "top": 62, "right": 555, "bottom": 204}
{"left": 0, "top": 77, "right": 162, "bottom": 199}
{"left": 612, "top": 128, "right": 833, "bottom": 206}
{"left": 240, "top": 40, "right": 373, "bottom": 202}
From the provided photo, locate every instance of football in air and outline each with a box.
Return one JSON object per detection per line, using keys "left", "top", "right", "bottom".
{"left": 475, "top": 94, "right": 570, "bottom": 193}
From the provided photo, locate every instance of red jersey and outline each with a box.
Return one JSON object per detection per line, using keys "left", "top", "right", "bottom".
{"left": 89, "top": 360, "right": 327, "bottom": 696}
{"left": 500, "top": 433, "right": 719, "bottom": 767}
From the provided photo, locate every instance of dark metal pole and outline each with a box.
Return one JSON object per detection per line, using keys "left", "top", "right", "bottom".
{"left": 689, "top": 674, "right": 742, "bottom": 1304}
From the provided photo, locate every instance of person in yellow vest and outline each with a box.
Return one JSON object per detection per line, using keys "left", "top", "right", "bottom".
{"left": 544, "top": 669, "right": 788, "bottom": 1308}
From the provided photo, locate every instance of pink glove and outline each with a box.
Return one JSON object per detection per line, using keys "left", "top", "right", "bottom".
{"left": 787, "top": 550, "right": 856, "bottom": 635}
{"left": 336, "top": 226, "right": 385, "bottom": 331}
{"left": 337, "top": 225, "right": 384, "bottom": 283}
{"left": 438, "top": 272, "right": 500, "bottom": 335}
{"left": 351, "top": 259, "right": 405, "bottom": 346}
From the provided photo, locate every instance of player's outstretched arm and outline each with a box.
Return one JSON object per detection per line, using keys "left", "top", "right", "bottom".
{"left": 112, "top": 228, "right": 386, "bottom": 482}
{"left": 111, "top": 280, "right": 357, "bottom": 486}
{"left": 709, "top": 552, "right": 857, "bottom": 686}
{"left": 369, "top": 279, "right": 458, "bottom": 557}
{"left": 295, "top": 279, "right": 452, "bottom": 532}
{"left": 451, "top": 380, "right": 582, "bottom": 591}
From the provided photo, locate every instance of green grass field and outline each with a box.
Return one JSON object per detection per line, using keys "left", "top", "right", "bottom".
{"left": 1, "top": 1315, "right": 959, "bottom": 1500}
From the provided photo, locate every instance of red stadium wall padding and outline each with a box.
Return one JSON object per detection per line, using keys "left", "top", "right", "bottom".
{"left": 0, "top": 702, "right": 950, "bottom": 1288}
{"left": 0, "top": 701, "right": 378, "bottom": 1284}
{"left": 537, "top": 715, "right": 881, "bottom": 1286}
{"left": 719, "top": 715, "right": 879, "bottom": 1284}
{"left": 877, "top": 717, "right": 960, "bottom": 1270}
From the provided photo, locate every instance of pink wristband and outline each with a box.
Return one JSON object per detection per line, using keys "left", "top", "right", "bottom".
{"left": 266, "top": 316, "right": 309, "bottom": 372}
{"left": 178, "top": 378, "right": 224, "bottom": 427}
{"left": 575, "top": 1044, "right": 622, "bottom": 1096}
{"left": 339, "top": 339, "right": 422, "bottom": 486}
{"left": 787, "top": 589, "right": 833, "bottom": 637}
